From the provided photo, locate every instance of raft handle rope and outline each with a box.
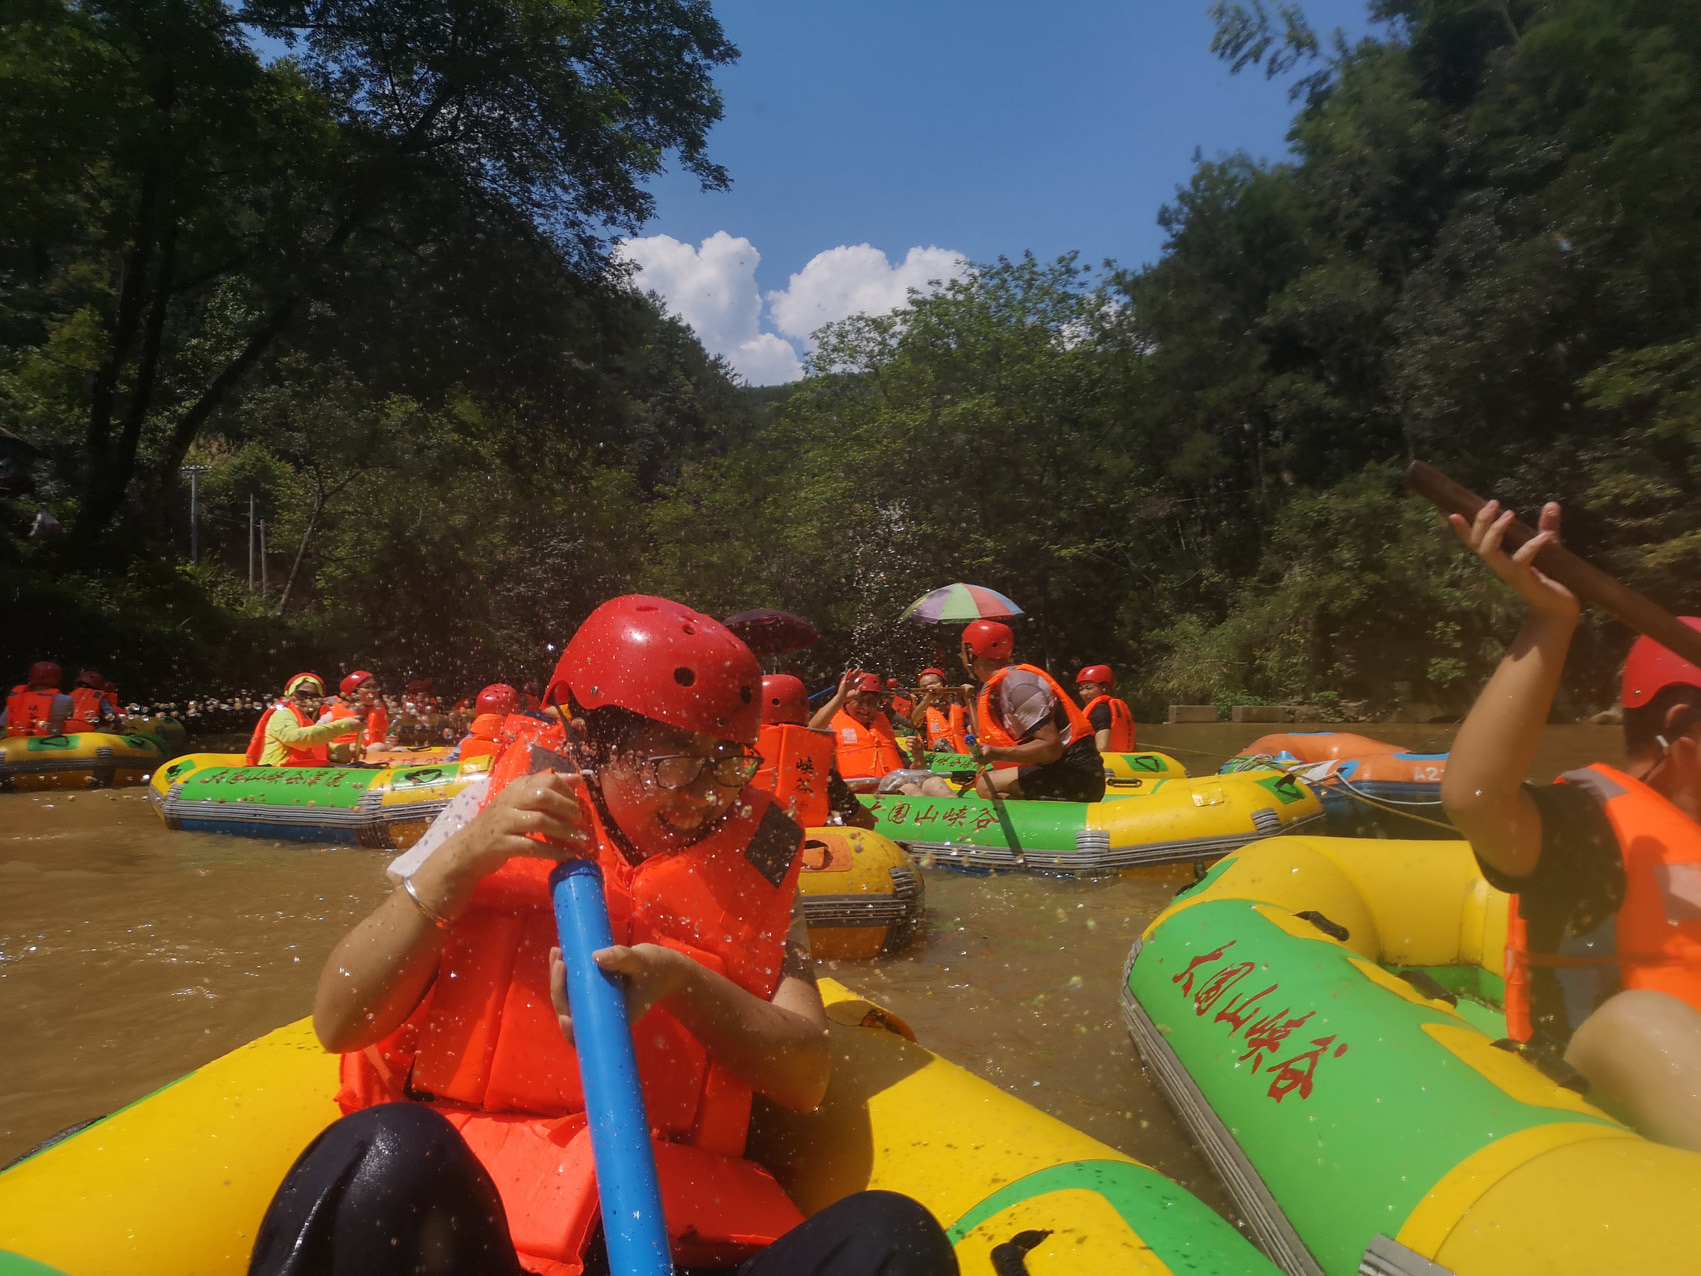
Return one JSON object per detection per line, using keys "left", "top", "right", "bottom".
{"left": 1294, "top": 910, "right": 1351, "bottom": 942}
{"left": 402, "top": 874, "right": 453, "bottom": 930}
{"left": 1223, "top": 751, "right": 1460, "bottom": 833}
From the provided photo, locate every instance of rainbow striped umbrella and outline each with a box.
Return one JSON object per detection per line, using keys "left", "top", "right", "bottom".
{"left": 901, "top": 583, "right": 1024, "bottom": 624}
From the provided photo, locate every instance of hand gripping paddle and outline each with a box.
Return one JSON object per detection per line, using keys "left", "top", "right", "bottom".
{"left": 549, "top": 858, "right": 674, "bottom": 1276}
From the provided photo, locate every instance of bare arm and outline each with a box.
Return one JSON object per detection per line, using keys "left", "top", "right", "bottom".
{"left": 808, "top": 670, "right": 859, "bottom": 731}
{"left": 1094, "top": 728, "right": 1112, "bottom": 752}
{"left": 983, "top": 718, "right": 1064, "bottom": 767}
{"left": 1440, "top": 501, "right": 1578, "bottom": 878}
{"left": 314, "top": 772, "right": 589, "bottom": 1052}
{"left": 551, "top": 902, "right": 830, "bottom": 1112}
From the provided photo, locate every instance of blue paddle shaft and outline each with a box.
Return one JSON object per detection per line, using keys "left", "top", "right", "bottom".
{"left": 549, "top": 858, "right": 673, "bottom": 1276}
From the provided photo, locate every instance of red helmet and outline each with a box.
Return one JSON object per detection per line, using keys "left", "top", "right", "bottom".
{"left": 74, "top": 669, "right": 104, "bottom": 689}
{"left": 1077, "top": 665, "right": 1114, "bottom": 688}
{"left": 284, "top": 672, "right": 324, "bottom": 698}
{"left": 1622, "top": 618, "right": 1701, "bottom": 707}
{"left": 962, "top": 620, "right": 1014, "bottom": 660}
{"left": 549, "top": 595, "right": 762, "bottom": 745}
{"left": 761, "top": 674, "right": 810, "bottom": 726}
{"left": 885, "top": 677, "right": 902, "bottom": 689}
{"left": 917, "top": 667, "right": 947, "bottom": 682}
{"left": 851, "top": 672, "right": 883, "bottom": 695}
{"left": 27, "top": 661, "right": 61, "bottom": 689}
{"left": 476, "top": 683, "right": 520, "bottom": 716}
{"left": 340, "top": 670, "right": 374, "bottom": 696}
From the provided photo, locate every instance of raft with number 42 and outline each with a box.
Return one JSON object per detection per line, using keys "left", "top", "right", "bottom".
{"left": 0, "top": 980, "right": 1280, "bottom": 1276}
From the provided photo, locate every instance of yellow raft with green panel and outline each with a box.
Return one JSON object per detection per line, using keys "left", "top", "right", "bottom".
{"left": 0, "top": 732, "right": 167, "bottom": 792}
{"left": 0, "top": 981, "right": 1276, "bottom": 1276}
{"left": 1122, "top": 835, "right": 1701, "bottom": 1276}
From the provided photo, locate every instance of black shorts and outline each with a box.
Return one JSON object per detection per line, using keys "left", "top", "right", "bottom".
{"left": 1014, "top": 738, "right": 1106, "bottom": 802}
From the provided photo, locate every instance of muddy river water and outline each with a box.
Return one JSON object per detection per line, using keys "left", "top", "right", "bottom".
{"left": 0, "top": 722, "right": 1625, "bottom": 1215}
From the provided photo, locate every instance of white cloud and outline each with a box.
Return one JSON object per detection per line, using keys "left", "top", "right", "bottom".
{"left": 616, "top": 233, "right": 970, "bottom": 384}
{"left": 767, "top": 245, "right": 968, "bottom": 346}
{"left": 616, "top": 232, "right": 803, "bottom": 384}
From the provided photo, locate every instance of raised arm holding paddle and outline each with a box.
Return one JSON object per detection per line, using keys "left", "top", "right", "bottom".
{"left": 1405, "top": 462, "right": 1701, "bottom": 1153}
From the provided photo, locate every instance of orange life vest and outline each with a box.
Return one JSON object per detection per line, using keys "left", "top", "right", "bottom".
{"left": 458, "top": 712, "right": 507, "bottom": 761}
{"left": 338, "top": 736, "right": 808, "bottom": 1275}
{"left": 243, "top": 701, "right": 329, "bottom": 767}
{"left": 68, "top": 687, "right": 112, "bottom": 730}
{"left": 975, "top": 665, "right": 1096, "bottom": 751}
{"left": 1505, "top": 763, "right": 1701, "bottom": 1040}
{"left": 323, "top": 696, "right": 387, "bottom": 750}
{"left": 5, "top": 688, "right": 61, "bottom": 737}
{"left": 921, "top": 703, "right": 969, "bottom": 754}
{"left": 754, "top": 723, "right": 835, "bottom": 827}
{"left": 889, "top": 695, "right": 915, "bottom": 721}
{"left": 830, "top": 709, "right": 906, "bottom": 780}
{"left": 1081, "top": 694, "right": 1136, "bottom": 752}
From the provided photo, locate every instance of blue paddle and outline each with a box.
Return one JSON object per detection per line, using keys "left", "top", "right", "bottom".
{"left": 549, "top": 858, "right": 674, "bottom": 1276}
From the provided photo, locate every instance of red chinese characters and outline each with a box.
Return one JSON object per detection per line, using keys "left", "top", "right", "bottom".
{"left": 1167, "top": 940, "right": 1345, "bottom": 1103}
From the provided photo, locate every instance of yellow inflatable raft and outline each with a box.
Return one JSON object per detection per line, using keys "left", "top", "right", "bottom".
{"left": 0, "top": 982, "right": 1276, "bottom": 1276}
{"left": 795, "top": 827, "right": 925, "bottom": 959}
{"left": 148, "top": 753, "right": 491, "bottom": 849}
{"left": 1123, "top": 835, "right": 1701, "bottom": 1276}
{"left": 0, "top": 732, "right": 166, "bottom": 792}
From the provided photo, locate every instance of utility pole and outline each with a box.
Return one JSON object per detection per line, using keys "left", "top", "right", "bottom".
{"left": 260, "top": 520, "right": 269, "bottom": 598}
{"left": 248, "top": 494, "right": 256, "bottom": 592}
{"left": 181, "top": 464, "right": 211, "bottom": 565}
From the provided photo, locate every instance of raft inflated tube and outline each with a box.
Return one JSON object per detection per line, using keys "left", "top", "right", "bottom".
{"left": 867, "top": 771, "right": 1322, "bottom": 874}
{"left": 796, "top": 828, "right": 925, "bottom": 959}
{"left": 0, "top": 981, "right": 1279, "bottom": 1276}
{"left": 147, "top": 752, "right": 492, "bottom": 849}
{"left": 1101, "top": 750, "right": 1189, "bottom": 784}
{"left": 1229, "top": 732, "right": 1408, "bottom": 764}
{"left": 550, "top": 860, "right": 671, "bottom": 1276}
{"left": 0, "top": 732, "right": 166, "bottom": 792}
{"left": 932, "top": 749, "right": 1189, "bottom": 785}
{"left": 1123, "top": 835, "right": 1701, "bottom": 1276}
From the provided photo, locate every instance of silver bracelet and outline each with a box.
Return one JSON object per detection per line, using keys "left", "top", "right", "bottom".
{"left": 401, "top": 875, "right": 453, "bottom": 931}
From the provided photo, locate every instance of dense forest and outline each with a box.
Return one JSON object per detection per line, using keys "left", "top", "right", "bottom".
{"left": 5, "top": 0, "right": 1701, "bottom": 718}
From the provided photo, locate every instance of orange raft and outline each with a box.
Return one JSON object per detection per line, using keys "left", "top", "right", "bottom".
{"left": 1224, "top": 732, "right": 1453, "bottom": 839}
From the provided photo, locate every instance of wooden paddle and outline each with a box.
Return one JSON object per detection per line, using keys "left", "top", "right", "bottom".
{"left": 1403, "top": 460, "right": 1701, "bottom": 667}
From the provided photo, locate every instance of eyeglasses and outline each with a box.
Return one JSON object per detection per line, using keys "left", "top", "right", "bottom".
{"left": 641, "top": 752, "right": 762, "bottom": 790}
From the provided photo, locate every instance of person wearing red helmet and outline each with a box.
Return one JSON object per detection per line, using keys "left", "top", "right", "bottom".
{"left": 244, "top": 673, "right": 346, "bottom": 766}
{"left": 958, "top": 620, "right": 1104, "bottom": 802}
{"left": 754, "top": 674, "right": 878, "bottom": 828}
{"left": 1075, "top": 665, "right": 1135, "bottom": 753}
{"left": 810, "top": 669, "right": 918, "bottom": 783}
{"left": 449, "top": 683, "right": 522, "bottom": 762}
{"left": 885, "top": 676, "right": 916, "bottom": 726}
{"left": 67, "top": 670, "right": 121, "bottom": 731}
{"left": 273, "top": 596, "right": 951, "bottom": 1276}
{"left": 912, "top": 667, "right": 970, "bottom": 754}
{"left": 2, "top": 661, "right": 72, "bottom": 737}
{"left": 1445, "top": 499, "right": 1701, "bottom": 1151}
{"left": 319, "top": 670, "right": 389, "bottom": 762}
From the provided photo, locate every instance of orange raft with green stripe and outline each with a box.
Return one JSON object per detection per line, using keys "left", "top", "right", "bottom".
{"left": 1121, "top": 835, "right": 1701, "bottom": 1276}
{"left": 0, "top": 981, "right": 1278, "bottom": 1276}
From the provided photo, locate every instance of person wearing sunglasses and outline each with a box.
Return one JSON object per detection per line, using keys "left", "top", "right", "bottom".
{"left": 258, "top": 595, "right": 956, "bottom": 1276}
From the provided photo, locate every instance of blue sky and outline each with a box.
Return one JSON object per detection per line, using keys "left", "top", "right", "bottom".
{"left": 623, "top": 0, "right": 1382, "bottom": 382}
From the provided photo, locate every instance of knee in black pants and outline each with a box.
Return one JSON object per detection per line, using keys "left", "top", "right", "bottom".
{"left": 248, "top": 1102, "right": 522, "bottom": 1276}
{"left": 738, "top": 1189, "right": 958, "bottom": 1276}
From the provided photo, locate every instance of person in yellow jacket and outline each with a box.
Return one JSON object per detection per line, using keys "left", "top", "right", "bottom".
{"left": 1443, "top": 498, "right": 1701, "bottom": 1151}
{"left": 245, "top": 673, "right": 349, "bottom": 766}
